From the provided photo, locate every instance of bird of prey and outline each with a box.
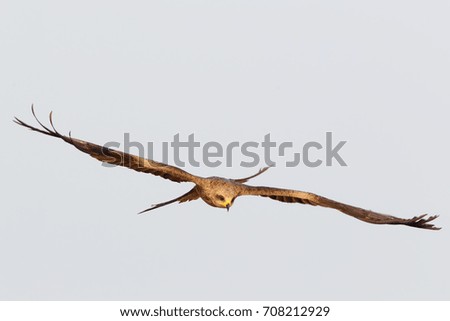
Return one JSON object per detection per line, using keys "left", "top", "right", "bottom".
{"left": 14, "top": 106, "right": 440, "bottom": 230}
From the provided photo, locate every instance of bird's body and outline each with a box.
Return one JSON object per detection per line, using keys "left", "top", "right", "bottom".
{"left": 14, "top": 106, "right": 440, "bottom": 230}
{"left": 195, "top": 177, "right": 238, "bottom": 209}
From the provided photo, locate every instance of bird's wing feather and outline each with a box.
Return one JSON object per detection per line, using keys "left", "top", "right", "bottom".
{"left": 238, "top": 185, "right": 440, "bottom": 230}
{"left": 14, "top": 106, "right": 201, "bottom": 184}
{"left": 138, "top": 187, "right": 200, "bottom": 214}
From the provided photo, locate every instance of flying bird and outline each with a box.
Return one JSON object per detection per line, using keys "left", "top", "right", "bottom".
{"left": 14, "top": 106, "right": 440, "bottom": 230}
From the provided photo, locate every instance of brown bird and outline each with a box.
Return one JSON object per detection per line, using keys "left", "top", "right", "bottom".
{"left": 14, "top": 106, "right": 440, "bottom": 230}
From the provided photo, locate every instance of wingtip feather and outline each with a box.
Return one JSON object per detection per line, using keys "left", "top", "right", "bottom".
{"left": 137, "top": 205, "right": 157, "bottom": 215}
{"left": 408, "top": 213, "right": 441, "bottom": 230}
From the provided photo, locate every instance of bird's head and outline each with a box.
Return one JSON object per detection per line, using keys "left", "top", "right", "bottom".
{"left": 214, "top": 194, "right": 235, "bottom": 212}
{"left": 200, "top": 177, "right": 239, "bottom": 211}
{"left": 210, "top": 190, "right": 236, "bottom": 212}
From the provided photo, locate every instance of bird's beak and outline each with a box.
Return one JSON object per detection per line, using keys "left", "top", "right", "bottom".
{"left": 226, "top": 204, "right": 230, "bottom": 212}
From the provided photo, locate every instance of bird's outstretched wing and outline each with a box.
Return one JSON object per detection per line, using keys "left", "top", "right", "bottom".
{"left": 14, "top": 106, "right": 201, "bottom": 184}
{"left": 238, "top": 185, "right": 440, "bottom": 230}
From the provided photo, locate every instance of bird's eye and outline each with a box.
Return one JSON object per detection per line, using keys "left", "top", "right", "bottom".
{"left": 215, "top": 195, "right": 225, "bottom": 201}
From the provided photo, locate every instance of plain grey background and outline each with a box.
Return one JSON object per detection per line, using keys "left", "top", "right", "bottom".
{"left": 1, "top": 1, "right": 449, "bottom": 300}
